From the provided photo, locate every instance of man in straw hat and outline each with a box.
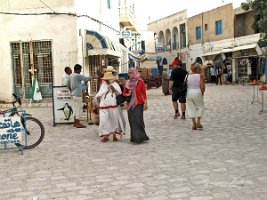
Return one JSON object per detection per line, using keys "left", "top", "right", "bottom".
{"left": 94, "top": 71, "right": 126, "bottom": 142}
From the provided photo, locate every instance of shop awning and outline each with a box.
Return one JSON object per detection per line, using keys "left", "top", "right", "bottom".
{"left": 202, "top": 50, "right": 222, "bottom": 57}
{"left": 140, "top": 60, "right": 158, "bottom": 69}
{"left": 85, "top": 30, "right": 121, "bottom": 57}
{"left": 118, "top": 42, "right": 140, "bottom": 61}
{"left": 203, "top": 43, "right": 262, "bottom": 57}
{"left": 232, "top": 43, "right": 259, "bottom": 52}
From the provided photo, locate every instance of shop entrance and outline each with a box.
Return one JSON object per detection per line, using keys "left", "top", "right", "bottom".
{"left": 237, "top": 56, "right": 259, "bottom": 81}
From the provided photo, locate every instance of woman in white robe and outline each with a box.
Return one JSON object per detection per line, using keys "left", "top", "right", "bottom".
{"left": 94, "top": 72, "right": 126, "bottom": 142}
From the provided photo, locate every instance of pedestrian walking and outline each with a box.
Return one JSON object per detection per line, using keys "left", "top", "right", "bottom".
{"left": 222, "top": 65, "right": 228, "bottom": 84}
{"left": 169, "top": 62, "right": 188, "bottom": 119}
{"left": 216, "top": 66, "right": 222, "bottom": 85}
{"left": 95, "top": 71, "right": 126, "bottom": 142}
{"left": 186, "top": 62, "right": 205, "bottom": 130}
{"left": 209, "top": 64, "right": 217, "bottom": 84}
{"left": 162, "top": 68, "right": 170, "bottom": 95}
{"left": 124, "top": 68, "right": 149, "bottom": 144}
{"left": 67, "top": 64, "right": 91, "bottom": 128}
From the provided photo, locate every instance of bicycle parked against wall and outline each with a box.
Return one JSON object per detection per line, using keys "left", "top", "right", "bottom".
{"left": 0, "top": 94, "right": 45, "bottom": 149}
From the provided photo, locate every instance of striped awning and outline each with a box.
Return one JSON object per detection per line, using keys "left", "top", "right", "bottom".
{"left": 85, "top": 30, "right": 121, "bottom": 57}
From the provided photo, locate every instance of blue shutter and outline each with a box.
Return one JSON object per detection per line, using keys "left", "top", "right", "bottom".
{"left": 219, "top": 21, "right": 222, "bottom": 34}
{"left": 196, "top": 26, "right": 201, "bottom": 40}
{"left": 216, "top": 20, "right": 222, "bottom": 35}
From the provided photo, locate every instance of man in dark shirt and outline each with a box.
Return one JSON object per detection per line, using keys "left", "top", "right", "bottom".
{"left": 169, "top": 63, "right": 188, "bottom": 119}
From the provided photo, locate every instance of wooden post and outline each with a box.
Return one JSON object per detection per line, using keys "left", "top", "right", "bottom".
{"left": 19, "top": 41, "right": 25, "bottom": 99}
{"left": 29, "top": 40, "right": 35, "bottom": 81}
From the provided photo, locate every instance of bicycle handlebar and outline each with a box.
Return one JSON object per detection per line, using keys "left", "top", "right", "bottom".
{"left": 12, "top": 93, "right": 22, "bottom": 106}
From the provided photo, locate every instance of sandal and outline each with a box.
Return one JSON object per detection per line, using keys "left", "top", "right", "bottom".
{"left": 114, "top": 131, "right": 123, "bottom": 138}
{"left": 113, "top": 133, "right": 118, "bottom": 142}
{"left": 101, "top": 136, "right": 109, "bottom": 142}
{"left": 173, "top": 112, "right": 180, "bottom": 119}
{"left": 192, "top": 124, "right": 197, "bottom": 130}
{"left": 197, "top": 124, "right": 203, "bottom": 129}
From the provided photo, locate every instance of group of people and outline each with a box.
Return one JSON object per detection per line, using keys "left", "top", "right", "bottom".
{"left": 168, "top": 59, "right": 205, "bottom": 130}
{"left": 95, "top": 67, "right": 149, "bottom": 143}
{"left": 63, "top": 64, "right": 149, "bottom": 144}
{"left": 63, "top": 59, "right": 205, "bottom": 144}
{"left": 209, "top": 64, "right": 230, "bottom": 85}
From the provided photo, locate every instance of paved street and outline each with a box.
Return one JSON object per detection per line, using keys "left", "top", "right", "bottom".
{"left": 0, "top": 84, "right": 267, "bottom": 200}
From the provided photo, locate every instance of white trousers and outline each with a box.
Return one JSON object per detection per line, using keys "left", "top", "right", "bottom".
{"left": 72, "top": 96, "right": 83, "bottom": 120}
{"left": 186, "top": 92, "right": 204, "bottom": 118}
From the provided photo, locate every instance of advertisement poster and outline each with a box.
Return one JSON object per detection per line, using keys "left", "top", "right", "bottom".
{"left": 52, "top": 86, "right": 74, "bottom": 126}
{"left": 0, "top": 116, "right": 23, "bottom": 144}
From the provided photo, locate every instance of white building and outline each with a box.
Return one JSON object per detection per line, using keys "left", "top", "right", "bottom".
{"left": 0, "top": 0, "right": 121, "bottom": 100}
{"left": 147, "top": 10, "right": 189, "bottom": 71}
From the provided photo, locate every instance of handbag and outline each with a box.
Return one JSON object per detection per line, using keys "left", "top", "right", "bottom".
{"left": 125, "top": 95, "right": 131, "bottom": 103}
{"left": 182, "top": 74, "right": 189, "bottom": 95}
{"left": 116, "top": 94, "right": 125, "bottom": 105}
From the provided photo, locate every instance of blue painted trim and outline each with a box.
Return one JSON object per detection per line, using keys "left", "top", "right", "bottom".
{"left": 86, "top": 30, "right": 108, "bottom": 48}
{"left": 87, "top": 43, "right": 94, "bottom": 50}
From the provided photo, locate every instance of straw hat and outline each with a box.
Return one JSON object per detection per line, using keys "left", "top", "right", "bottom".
{"left": 102, "top": 72, "right": 116, "bottom": 80}
{"left": 104, "top": 66, "right": 117, "bottom": 72}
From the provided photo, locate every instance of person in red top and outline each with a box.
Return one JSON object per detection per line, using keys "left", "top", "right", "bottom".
{"left": 123, "top": 68, "right": 149, "bottom": 144}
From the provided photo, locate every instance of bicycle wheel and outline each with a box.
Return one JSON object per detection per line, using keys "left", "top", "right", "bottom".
{"left": 16, "top": 116, "right": 45, "bottom": 149}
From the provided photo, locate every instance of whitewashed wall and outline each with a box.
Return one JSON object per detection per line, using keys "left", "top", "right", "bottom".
{"left": 0, "top": 19, "right": 77, "bottom": 100}
{"left": 0, "top": 0, "right": 121, "bottom": 100}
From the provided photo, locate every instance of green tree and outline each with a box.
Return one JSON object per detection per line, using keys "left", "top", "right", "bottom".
{"left": 241, "top": 0, "right": 267, "bottom": 46}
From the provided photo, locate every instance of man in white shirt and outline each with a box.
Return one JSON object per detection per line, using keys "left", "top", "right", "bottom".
{"left": 62, "top": 66, "right": 72, "bottom": 85}
{"left": 67, "top": 64, "right": 91, "bottom": 128}
{"left": 209, "top": 65, "right": 217, "bottom": 84}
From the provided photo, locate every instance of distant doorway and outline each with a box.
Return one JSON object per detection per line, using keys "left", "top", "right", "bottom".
{"left": 195, "top": 57, "right": 203, "bottom": 65}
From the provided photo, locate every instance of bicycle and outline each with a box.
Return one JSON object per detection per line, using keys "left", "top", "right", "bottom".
{"left": 0, "top": 94, "right": 45, "bottom": 150}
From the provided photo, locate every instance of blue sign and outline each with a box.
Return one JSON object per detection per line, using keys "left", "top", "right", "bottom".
{"left": 122, "top": 30, "right": 131, "bottom": 39}
{"left": 0, "top": 116, "right": 23, "bottom": 144}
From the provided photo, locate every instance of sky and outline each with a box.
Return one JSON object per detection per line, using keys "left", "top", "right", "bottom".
{"left": 134, "top": 0, "right": 245, "bottom": 30}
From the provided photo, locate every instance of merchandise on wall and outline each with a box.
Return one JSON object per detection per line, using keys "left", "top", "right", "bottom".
{"left": 237, "top": 57, "right": 259, "bottom": 81}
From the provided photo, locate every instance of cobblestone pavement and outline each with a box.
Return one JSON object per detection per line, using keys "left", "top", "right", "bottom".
{"left": 1, "top": 84, "right": 267, "bottom": 200}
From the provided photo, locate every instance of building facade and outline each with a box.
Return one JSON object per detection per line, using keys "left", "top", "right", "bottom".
{"left": 147, "top": 10, "right": 188, "bottom": 71}
{"left": 0, "top": 0, "right": 122, "bottom": 100}
{"left": 118, "top": 0, "right": 141, "bottom": 70}
{"left": 187, "top": 3, "right": 264, "bottom": 82}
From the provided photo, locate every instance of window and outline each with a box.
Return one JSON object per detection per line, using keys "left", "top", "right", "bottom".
{"left": 196, "top": 26, "right": 201, "bottom": 40}
{"left": 107, "top": 0, "right": 111, "bottom": 9}
{"left": 173, "top": 34, "right": 177, "bottom": 49}
{"left": 141, "top": 40, "right": 146, "bottom": 51}
{"left": 215, "top": 20, "right": 222, "bottom": 35}
{"left": 180, "top": 23, "right": 187, "bottom": 48}
{"left": 11, "top": 41, "right": 53, "bottom": 98}
{"left": 205, "top": 24, "right": 208, "bottom": 31}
